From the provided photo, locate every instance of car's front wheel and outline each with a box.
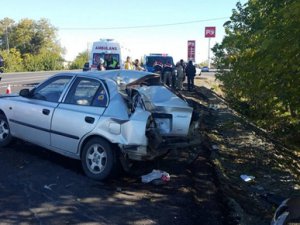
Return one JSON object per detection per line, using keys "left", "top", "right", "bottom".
{"left": 0, "top": 114, "right": 12, "bottom": 147}
{"left": 81, "top": 137, "right": 116, "bottom": 180}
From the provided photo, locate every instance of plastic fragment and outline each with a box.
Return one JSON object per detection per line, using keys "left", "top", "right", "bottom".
{"left": 240, "top": 174, "right": 255, "bottom": 182}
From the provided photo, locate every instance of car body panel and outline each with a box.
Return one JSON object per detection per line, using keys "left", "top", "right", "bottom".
{"left": 135, "top": 85, "right": 193, "bottom": 136}
{"left": 50, "top": 104, "right": 104, "bottom": 154}
{"left": 8, "top": 97, "right": 57, "bottom": 147}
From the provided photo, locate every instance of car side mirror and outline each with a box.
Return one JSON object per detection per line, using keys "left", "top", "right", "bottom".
{"left": 19, "top": 88, "right": 32, "bottom": 98}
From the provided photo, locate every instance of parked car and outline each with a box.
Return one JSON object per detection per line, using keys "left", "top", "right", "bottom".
{"left": 0, "top": 70, "right": 198, "bottom": 180}
{"left": 82, "top": 62, "right": 90, "bottom": 71}
{"left": 201, "top": 66, "right": 209, "bottom": 72}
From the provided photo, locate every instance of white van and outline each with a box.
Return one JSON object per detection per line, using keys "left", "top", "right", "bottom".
{"left": 88, "top": 39, "right": 122, "bottom": 71}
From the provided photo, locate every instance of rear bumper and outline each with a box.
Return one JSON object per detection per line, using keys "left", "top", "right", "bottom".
{"left": 121, "top": 132, "right": 202, "bottom": 161}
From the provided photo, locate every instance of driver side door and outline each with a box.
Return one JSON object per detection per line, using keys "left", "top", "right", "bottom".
{"left": 10, "top": 75, "right": 73, "bottom": 147}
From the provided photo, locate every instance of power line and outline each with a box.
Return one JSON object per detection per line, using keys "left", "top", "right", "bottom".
{"left": 59, "top": 17, "right": 228, "bottom": 30}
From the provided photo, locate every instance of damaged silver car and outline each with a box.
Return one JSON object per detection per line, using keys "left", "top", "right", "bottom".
{"left": 0, "top": 70, "right": 198, "bottom": 180}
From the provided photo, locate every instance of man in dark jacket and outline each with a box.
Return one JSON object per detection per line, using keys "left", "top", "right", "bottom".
{"left": 185, "top": 60, "right": 196, "bottom": 91}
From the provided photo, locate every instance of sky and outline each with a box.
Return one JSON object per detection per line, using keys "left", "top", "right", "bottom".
{"left": 2, "top": 0, "right": 246, "bottom": 63}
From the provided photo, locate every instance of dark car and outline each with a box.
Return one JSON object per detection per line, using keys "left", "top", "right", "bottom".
{"left": 82, "top": 62, "right": 90, "bottom": 71}
{"left": 201, "top": 66, "right": 209, "bottom": 72}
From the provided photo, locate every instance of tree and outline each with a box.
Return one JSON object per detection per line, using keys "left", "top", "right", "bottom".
{"left": 199, "top": 60, "right": 209, "bottom": 67}
{"left": 212, "top": 0, "right": 300, "bottom": 141}
{"left": 69, "top": 50, "right": 88, "bottom": 69}
{"left": 0, "top": 48, "right": 23, "bottom": 72}
{"left": 0, "top": 17, "right": 65, "bottom": 71}
{"left": 0, "top": 17, "right": 15, "bottom": 51}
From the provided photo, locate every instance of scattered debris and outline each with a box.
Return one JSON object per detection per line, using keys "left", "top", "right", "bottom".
{"left": 141, "top": 169, "right": 170, "bottom": 184}
{"left": 208, "top": 104, "right": 219, "bottom": 110}
{"left": 65, "top": 183, "right": 74, "bottom": 188}
{"left": 212, "top": 145, "right": 219, "bottom": 150}
{"left": 240, "top": 174, "right": 255, "bottom": 182}
{"left": 250, "top": 184, "right": 265, "bottom": 192}
{"left": 43, "top": 183, "right": 57, "bottom": 191}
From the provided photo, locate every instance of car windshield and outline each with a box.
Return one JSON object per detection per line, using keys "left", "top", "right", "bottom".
{"left": 146, "top": 56, "right": 174, "bottom": 67}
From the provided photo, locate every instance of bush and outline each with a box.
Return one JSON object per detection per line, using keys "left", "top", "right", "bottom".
{"left": 0, "top": 48, "right": 24, "bottom": 72}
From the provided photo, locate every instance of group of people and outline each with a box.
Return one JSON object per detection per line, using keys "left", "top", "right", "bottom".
{"left": 96, "top": 55, "right": 145, "bottom": 71}
{"left": 97, "top": 55, "right": 196, "bottom": 92}
{"left": 153, "top": 59, "right": 196, "bottom": 91}
{"left": 96, "top": 54, "right": 120, "bottom": 71}
{"left": 124, "top": 56, "right": 145, "bottom": 71}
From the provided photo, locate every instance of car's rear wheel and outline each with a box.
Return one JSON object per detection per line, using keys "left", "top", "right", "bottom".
{"left": 81, "top": 137, "right": 116, "bottom": 180}
{"left": 0, "top": 114, "right": 12, "bottom": 147}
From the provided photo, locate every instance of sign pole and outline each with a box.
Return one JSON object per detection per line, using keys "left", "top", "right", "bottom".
{"left": 208, "top": 38, "right": 211, "bottom": 68}
{"left": 204, "top": 26, "right": 216, "bottom": 68}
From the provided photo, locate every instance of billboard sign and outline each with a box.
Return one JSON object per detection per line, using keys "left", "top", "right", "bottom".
{"left": 187, "top": 40, "right": 196, "bottom": 62}
{"left": 205, "top": 27, "right": 216, "bottom": 38}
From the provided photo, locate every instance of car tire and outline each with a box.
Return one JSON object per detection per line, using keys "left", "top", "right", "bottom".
{"left": 81, "top": 137, "right": 116, "bottom": 180}
{"left": 0, "top": 114, "right": 13, "bottom": 147}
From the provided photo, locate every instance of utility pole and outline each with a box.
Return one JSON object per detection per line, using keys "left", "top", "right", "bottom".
{"left": 87, "top": 42, "right": 89, "bottom": 60}
{"left": 5, "top": 25, "right": 9, "bottom": 52}
{"left": 208, "top": 38, "right": 211, "bottom": 68}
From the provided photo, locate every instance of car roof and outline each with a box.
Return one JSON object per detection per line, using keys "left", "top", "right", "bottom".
{"left": 55, "top": 69, "right": 157, "bottom": 85}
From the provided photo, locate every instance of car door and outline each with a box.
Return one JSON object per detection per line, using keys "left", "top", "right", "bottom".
{"left": 50, "top": 77, "right": 108, "bottom": 154}
{"left": 10, "top": 76, "right": 73, "bottom": 147}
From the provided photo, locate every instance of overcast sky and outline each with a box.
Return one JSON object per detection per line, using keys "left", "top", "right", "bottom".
{"left": 2, "top": 0, "right": 246, "bottom": 63}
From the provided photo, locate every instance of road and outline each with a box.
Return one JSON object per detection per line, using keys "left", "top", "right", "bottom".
{"left": 0, "top": 70, "right": 227, "bottom": 225}
{"left": 0, "top": 70, "right": 216, "bottom": 95}
{"left": 0, "top": 70, "right": 77, "bottom": 94}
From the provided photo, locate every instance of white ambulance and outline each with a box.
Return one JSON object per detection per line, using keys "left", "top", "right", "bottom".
{"left": 88, "top": 39, "right": 122, "bottom": 71}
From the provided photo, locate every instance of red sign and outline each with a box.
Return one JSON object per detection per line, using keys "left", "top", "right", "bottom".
{"left": 205, "top": 27, "right": 216, "bottom": 38}
{"left": 187, "top": 40, "right": 196, "bottom": 62}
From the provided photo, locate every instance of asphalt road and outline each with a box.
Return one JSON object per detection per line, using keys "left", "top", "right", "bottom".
{"left": 0, "top": 70, "right": 223, "bottom": 225}
{"left": 0, "top": 70, "right": 216, "bottom": 95}
{"left": 0, "top": 70, "right": 78, "bottom": 94}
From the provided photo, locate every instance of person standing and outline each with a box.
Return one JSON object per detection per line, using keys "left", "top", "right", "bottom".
{"left": 175, "top": 62, "right": 184, "bottom": 90}
{"left": 162, "top": 61, "right": 173, "bottom": 86}
{"left": 124, "top": 56, "right": 134, "bottom": 70}
{"left": 133, "top": 59, "right": 145, "bottom": 71}
{"left": 153, "top": 60, "right": 163, "bottom": 75}
{"left": 105, "top": 54, "right": 120, "bottom": 70}
{"left": 97, "top": 58, "right": 106, "bottom": 71}
{"left": 185, "top": 60, "right": 196, "bottom": 91}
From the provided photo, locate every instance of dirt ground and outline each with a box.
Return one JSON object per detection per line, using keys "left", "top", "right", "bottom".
{"left": 0, "top": 74, "right": 299, "bottom": 225}
{"left": 192, "top": 75, "right": 300, "bottom": 224}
